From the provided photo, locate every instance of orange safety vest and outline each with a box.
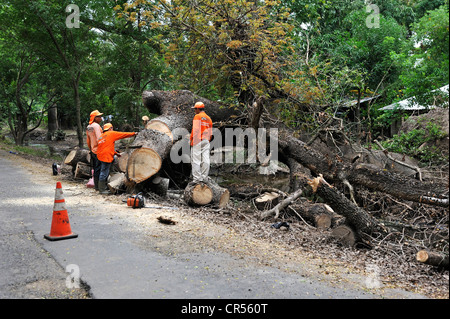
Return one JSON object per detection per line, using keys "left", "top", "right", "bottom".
{"left": 97, "top": 131, "right": 136, "bottom": 163}
{"left": 190, "top": 111, "right": 213, "bottom": 146}
{"left": 86, "top": 122, "right": 102, "bottom": 154}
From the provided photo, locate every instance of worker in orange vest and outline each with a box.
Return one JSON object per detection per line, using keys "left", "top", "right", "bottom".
{"left": 97, "top": 123, "right": 137, "bottom": 194}
{"left": 86, "top": 110, "right": 103, "bottom": 190}
{"left": 190, "top": 102, "right": 213, "bottom": 182}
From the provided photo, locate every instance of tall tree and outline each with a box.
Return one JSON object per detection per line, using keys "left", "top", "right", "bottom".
{"left": 391, "top": 5, "right": 449, "bottom": 106}
{"left": 116, "top": 0, "right": 306, "bottom": 109}
{"left": 0, "top": 2, "right": 59, "bottom": 145}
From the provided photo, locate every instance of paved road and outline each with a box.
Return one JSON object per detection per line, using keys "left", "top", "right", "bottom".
{"left": 0, "top": 150, "right": 427, "bottom": 305}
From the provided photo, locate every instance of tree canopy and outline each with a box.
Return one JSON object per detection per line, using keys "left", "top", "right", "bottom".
{"left": 0, "top": 0, "right": 448, "bottom": 147}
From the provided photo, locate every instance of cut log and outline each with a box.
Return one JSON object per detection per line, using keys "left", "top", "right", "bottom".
{"left": 416, "top": 250, "right": 449, "bottom": 270}
{"left": 64, "top": 149, "right": 91, "bottom": 166}
{"left": 107, "top": 172, "right": 126, "bottom": 194}
{"left": 74, "top": 162, "right": 91, "bottom": 179}
{"left": 116, "top": 151, "right": 130, "bottom": 173}
{"left": 125, "top": 90, "right": 239, "bottom": 184}
{"left": 331, "top": 225, "right": 358, "bottom": 247}
{"left": 308, "top": 175, "right": 386, "bottom": 236}
{"left": 126, "top": 129, "right": 173, "bottom": 183}
{"left": 254, "top": 192, "right": 280, "bottom": 210}
{"left": 290, "top": 202, "right": 335, "bottom": 230}
{"left": 146, "top": 115, "right": 191, "bottom": 142}
{"left": 184, "top": 178, "right": 230, "bottom": 208}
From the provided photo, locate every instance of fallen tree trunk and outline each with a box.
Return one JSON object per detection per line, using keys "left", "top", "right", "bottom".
{"left": 127, "top": 130, "right": 173, "bottom": 183}
{"left": 184, "top": 178, "right": 230, "bottom": 208}
{"left": 278, "top": 130, "right": 449, "bottom": 207}
{"left": 416, "top": 250, "right": 449, "bottom": 270}
{"left": 127, "top": 90, "right": 448, "bottom": 209}
{"left": 308, "top": 175, "right": 386, "bottom": 236}
{"left": 347, "top": 163, "right": 449, "bottom": 208}
{"left": 285, "top": 157, "right": 311, "bottom": 192}
{"left": 126, "top": 90, "right": 237, "bottom": 184}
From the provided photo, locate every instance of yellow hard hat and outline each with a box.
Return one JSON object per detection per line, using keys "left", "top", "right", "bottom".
{"left": 103, "top": 123, "right": 113, "bottom": 131}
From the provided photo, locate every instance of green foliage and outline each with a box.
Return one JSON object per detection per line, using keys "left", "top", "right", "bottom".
{"left": 380, "top": 122, "right": 448, "bottom": 165}
{"left": 1, "top": 0, "right": 449, "bottom": 148}
{"left": 390, "top": 5, "right": 449, "bottom": 105}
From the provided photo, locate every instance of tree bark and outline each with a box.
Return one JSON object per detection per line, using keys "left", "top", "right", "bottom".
{"left": 64, "top": 148, "right": 91, "bottom": 166}
{"left": 126, "top": 90, "right": 238, "bottom": 184}
{"left": 74, "top": 162, "right": 91, "bottom": 179}
{"left": 279, "top": 129, "right": 448, "bottom": 207}
{"left": 259, "top": 188, "right": 303, "bottom": 220}
{"left": 347, "top": 163, "right": 449, "bottom": 207}
{"left": 184, "top": 178, "right": 230, "bottom": 208}
{"left": 416, "top": 250, "right": 449, "bottom": 270}
{"left": 131, "top": 90, "right": 449, "bottom": 209}
{"left": 290, "top": 202, "right": 336, "bottom": 230}
{"left": 308, "top": 175, "right": 386, "bottom": 236}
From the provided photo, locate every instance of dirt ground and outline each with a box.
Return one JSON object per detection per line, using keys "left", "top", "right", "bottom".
{"left": 1, "top": 129, "right": 449, "bottom": 299}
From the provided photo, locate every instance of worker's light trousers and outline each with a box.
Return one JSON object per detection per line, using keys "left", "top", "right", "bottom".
{"left": 191, "top": 139, "right": 210, "bottom": 182}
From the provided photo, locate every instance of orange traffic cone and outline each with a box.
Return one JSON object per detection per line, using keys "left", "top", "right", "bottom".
{"left": 44, "top": 182, "right": 78, "bottom": 241}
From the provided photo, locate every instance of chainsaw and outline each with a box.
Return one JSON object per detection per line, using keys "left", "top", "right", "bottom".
{"left": 127, "top": 193, "right": 145, "bottom": 209}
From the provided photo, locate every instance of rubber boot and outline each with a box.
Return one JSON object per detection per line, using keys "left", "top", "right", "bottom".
{"left": 98, "top": 180, "right": 111, "bottom": 195}
{"left": 94, "top": 177, "right": 99, "bottom": 191}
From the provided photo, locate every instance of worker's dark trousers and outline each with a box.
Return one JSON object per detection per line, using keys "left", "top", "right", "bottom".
{"left": 99, "top": 161, "right": 112, "bottom": 182}
{"left": 90, "top": 152, "right": 101, "bottom": 180}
